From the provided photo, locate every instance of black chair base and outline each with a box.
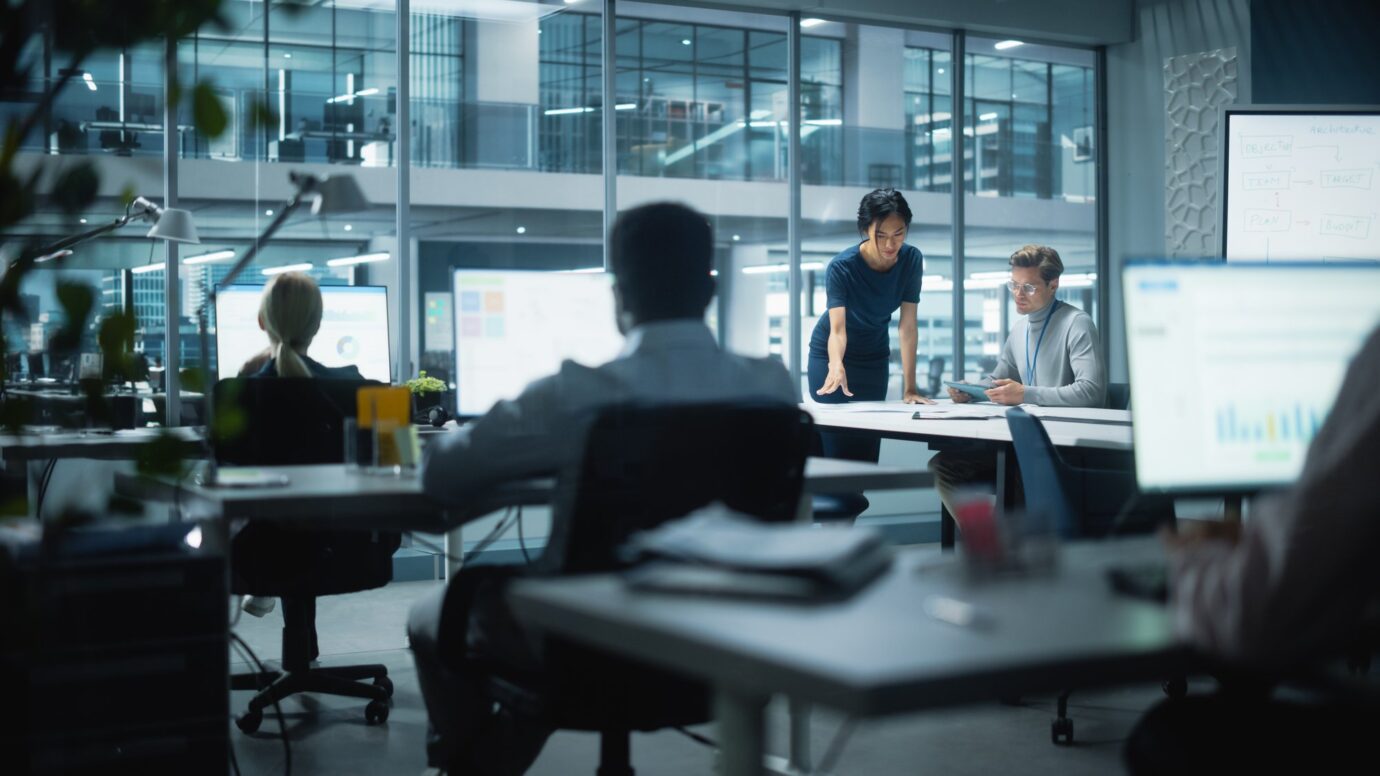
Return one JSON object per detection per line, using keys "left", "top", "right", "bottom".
{"left": 597, "top": 729, "right": 633, "bottom": 776}
{"left": 231, "top": 662, "right": 393, "bottom": 732}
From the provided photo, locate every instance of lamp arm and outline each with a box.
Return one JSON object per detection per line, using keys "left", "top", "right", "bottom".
{"left": 36, "top": 214, "right": 132, "bottom": 255}
{"left": 218, "top": 194, "right": 305, "bottom": 288}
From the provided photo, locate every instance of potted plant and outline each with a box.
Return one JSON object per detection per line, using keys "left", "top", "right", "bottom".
{"left": 405, "top": 371, "right": 450, "bottom": 425}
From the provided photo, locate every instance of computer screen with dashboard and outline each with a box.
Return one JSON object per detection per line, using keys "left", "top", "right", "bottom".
{"left": 1124, "top": 261, "right": 1380, "bottom": 493}
{"left": 452, "top": 270, "right": 624, "bottom": 416}
{"left": 215, "top": 284, "right": 392, "bottom": 382}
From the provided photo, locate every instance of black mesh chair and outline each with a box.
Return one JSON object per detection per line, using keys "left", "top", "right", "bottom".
{"left": 475, "top": 401, "right": 813, "bottom": 775}
{"left": 214, "top": 377, "right": 401, "bottom": 733}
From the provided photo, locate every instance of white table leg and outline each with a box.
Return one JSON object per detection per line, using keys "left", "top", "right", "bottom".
{"left": 444, "top": 523, "right": 463, "bottom": 580}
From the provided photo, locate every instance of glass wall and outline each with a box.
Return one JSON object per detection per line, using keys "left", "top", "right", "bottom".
{"left": 959, "top": 38, "right": 1098, "bottom": 380}
{"left": 1, "top": 2, "right": 1104, "bottom": 421}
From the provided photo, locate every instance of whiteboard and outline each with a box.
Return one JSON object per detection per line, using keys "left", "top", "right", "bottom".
{"left": 1223, "top": 109, "right": 1380, "bottom": 262}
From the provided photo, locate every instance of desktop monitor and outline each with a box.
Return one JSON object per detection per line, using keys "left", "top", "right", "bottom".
{"left": 215, "top": 284, "right": 392, "bottom": 382}
{"left": 452, "top": 270, "right": 624, "bottom": 416}
{"left": 1123, "top": 261, "right": 1380, "bottom": 493}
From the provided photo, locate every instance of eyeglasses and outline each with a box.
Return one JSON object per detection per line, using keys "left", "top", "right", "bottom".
{"left": 1006, "top": 280, "right": 1040, "bottom": 296}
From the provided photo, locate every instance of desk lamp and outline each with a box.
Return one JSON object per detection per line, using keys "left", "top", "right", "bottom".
{"left": 197, "top": 171, "right": 369, "bottom": 485}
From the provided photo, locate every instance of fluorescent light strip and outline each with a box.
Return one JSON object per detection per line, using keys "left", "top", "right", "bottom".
{"left": 183, "top": 249, "right": 236, "bottom": 265}
{"left": 800, "top": 18, "right": 827, "bottom": 28}
{"left": 262, "top": 263, "right": 313, "bottom": 276}
{"left": 82, "top": 72, "right": 97, "bottom": 91}
{"left": 131, "top": 263, "right": 166, "bottom": 274}
{"left": 741, "top": 262, "right": 825, "bottom": 275}
{"left": 979, "top": 112, "right": 999, "bottom": 122}
{"left": 325, "top": 252, "right": 390, "bottom": 267}
{"left": 994, "top": 40, "right": 1024, "bottom": 50}
{"left": 544, "top": 106, "right": 594, "bottom": 116}
{"left": 559, "top": 267, "right": 606, "bottom": 274}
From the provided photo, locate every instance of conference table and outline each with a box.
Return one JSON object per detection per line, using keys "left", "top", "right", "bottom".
{"left": 510, "top": 536, "right": 1190, "bottom": 776}
{"left": 806, "top": 401, "right": 1134, "bottom": 546}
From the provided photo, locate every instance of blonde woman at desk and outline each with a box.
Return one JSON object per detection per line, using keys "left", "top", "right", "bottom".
{"left": 236, "top": 272, "right": 363, "bottom": 618}
{"left": 238, "top": 271, "right": 363, "bottom": 380}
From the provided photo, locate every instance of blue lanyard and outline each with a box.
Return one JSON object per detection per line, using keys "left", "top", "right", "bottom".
{"left": 1025, "top": 300, "right": 1059, "bottom": 387}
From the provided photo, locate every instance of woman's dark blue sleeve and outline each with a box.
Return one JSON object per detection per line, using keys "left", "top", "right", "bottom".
{"left": 902, "top": 247, "right": 923, "bottom": 304}
{"left": 825, "top": 258, "right": 849, "bottom": 310}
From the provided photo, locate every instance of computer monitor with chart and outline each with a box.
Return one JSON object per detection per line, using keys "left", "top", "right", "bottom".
{"left": 452, "top": 270, "right": 624, "bottom": 416}
{"left": 215, "top": 284, "right": 392, "bottom": 382}
{"left": 1123, "top": 261, "right": 1380, "bottom": 493}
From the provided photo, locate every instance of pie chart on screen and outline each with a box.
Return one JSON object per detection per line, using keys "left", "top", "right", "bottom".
{"left": 336, "top": 336, "right": 360, "bottom": 359}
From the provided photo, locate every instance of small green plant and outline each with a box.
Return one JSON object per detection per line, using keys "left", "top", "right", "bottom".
{"left": 405, "top": 371, "right": 446, "bottom": 395}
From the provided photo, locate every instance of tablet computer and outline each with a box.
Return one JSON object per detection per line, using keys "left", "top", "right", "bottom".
{"left": 943, "top": 381, "right": 994, "bottom": 402}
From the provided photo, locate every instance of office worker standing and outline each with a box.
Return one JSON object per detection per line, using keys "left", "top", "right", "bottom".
{"left": 809, "top": 188, "right": 932, "bottom": 462}
{"left": 409, "top": 203, "right": 798, "bottom": 775}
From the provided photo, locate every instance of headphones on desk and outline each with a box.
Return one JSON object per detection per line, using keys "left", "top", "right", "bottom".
{"left": 424, "top": 406, "right": 449, "bottom": 428}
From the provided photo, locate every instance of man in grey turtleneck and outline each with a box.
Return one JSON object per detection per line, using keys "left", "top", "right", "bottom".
{"left": 930, "top": 244, "right": 1106, "bottom": 517}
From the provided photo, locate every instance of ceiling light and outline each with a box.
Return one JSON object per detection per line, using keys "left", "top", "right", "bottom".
{"left": 82, "top": 72, "right": 96, "bottom": 91}
{"left": 183, "top": 250, "right": 237, "bottom": 265}
{"left": 343, "top": 224, "right": 353, "bottom": 231}
{"left": 979, "top": 112, "right": 998, "bottom": 122}
{"left": 326, "top": 252, "right": 390, "bottom": 267}
{"left": 681, "top": 39, "right": 691, "bottom": 46}
{"left": 284, "top": 53, "right": 292, "bottom": 59}
{"left": 516, "top": 226, "right": 527, "bottom": 234}
{"left": 732, "top": 234, "right": 741, "bottom": 241}
{"left": 937, "top": 68, "right": 945, "bottom": 75}
{"left": 262, "top": 263, "right": 313, "bottom": 276}
{"left": 131, "top": 263, "right": 165, "bottom": 274}
{"left": 79, "top": 218, "right": 88, "bottom": 224}
{"left": 994, "top": 40, "right": 1024, "bottom": 50}
{"left": 265, "top": 209, "right": 274, "bottom": 216}
{"left": 544, "top": 106, "right": 594, "bottom": 116}
{"left": 800, "top": 18, "right": 827, "bottom": 28}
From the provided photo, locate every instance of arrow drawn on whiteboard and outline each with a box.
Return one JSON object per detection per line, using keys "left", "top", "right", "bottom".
{"left": 1296, "top": 144, "right": 1341, "bottom": 161}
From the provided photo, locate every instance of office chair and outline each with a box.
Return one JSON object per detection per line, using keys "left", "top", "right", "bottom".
{"left": 1006, "top": 407, "right": 1178, "bottom": 744}
{"left": 913, "top": 355, "right": 947, "bottom": 398}
{"left": 214, "top": 377, "right": 401, "bottom": 733}
{"left": 470, "top": 402, "right": 813, "bottom": 775}
{"left": 1106, "top": 381, "right": 1130, "bottom": 411}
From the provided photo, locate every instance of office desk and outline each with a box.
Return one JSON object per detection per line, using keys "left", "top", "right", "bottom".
{"left": 510, "top": 537, "right": 1190, "bottom": 776}
{"left": 0, "top": 427, "right": 203, "bottom": 464}
{"left": 114, "top": 457, "right": 936, "bottom": 534}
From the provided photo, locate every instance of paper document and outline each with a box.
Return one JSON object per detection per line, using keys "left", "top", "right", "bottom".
{"left": 912, "top": 404, "right": 1008, "bottom": 420}
{"left": 806, "top": 401, "right": 928, "bottom": 415}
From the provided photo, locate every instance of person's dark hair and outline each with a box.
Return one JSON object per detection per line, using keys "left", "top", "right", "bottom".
{"left": 1008, "top": 244, "right": 1064, "bottom": 284}
{"left": 610, "top": 202, "right": 715, "bottom": 322}
{"left": 856, "top": 188, "right": 913, "bottom": 238}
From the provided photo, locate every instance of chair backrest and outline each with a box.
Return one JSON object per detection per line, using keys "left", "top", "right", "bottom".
{"left": 1106, "top": 382, "right": 1131, "bottom": 410}
{"left": 213, "top": 377, "right": 382, "bottom": 466}
{"left": 1005, "top": 407, "right": 1079, "bottom": 539}
{"left": 545, "top": 401, "right": 813, "bottom": 575}
{"left": 927, "top": 356, "right": 946, "bottom": 394}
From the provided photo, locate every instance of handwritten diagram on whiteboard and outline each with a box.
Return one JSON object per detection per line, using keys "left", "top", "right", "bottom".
{"left": 1224, "top": 111, "right": 1380, "bottom": 262}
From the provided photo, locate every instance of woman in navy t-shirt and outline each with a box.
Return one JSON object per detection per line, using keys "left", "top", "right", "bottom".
{"left": 809, "top": 189, "right": 931, "bottom": 460}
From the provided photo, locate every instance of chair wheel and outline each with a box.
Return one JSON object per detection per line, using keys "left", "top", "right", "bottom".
{"left": 236, "top": 710, "right": 263, "bottom": 734}
{"left": 1162, "top": 677, "right": 1188, "bottom": 699}
{"left": 374, "top": 676, "right": 394, "bottom": 698}
{"left": 1051, "top": 717, "right": 1073, "bottom": 745}
{"left": 365, "top": 699, "right": 390, "bottom": 725}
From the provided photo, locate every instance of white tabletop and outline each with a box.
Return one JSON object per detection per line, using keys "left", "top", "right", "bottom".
{"left": 804, "top": 400, "right": 1133, "bottom": 451}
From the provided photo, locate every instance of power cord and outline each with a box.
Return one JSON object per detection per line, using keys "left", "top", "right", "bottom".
{"left": 516, "top": 506, "right": 532, "bottom": 564}
{"left": 34, "top": 458, "right": 58, "bottom": 519}
{"left": 230, "top": 631, "right": 293, "bottom": 776}
{"left": 817, "top": 716, "right": 858, "bottom": 773}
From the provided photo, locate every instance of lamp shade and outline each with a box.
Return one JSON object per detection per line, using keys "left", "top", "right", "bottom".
{"left": 310, "top": 174, "right": 369, "bottom": 215}
{"left": 146, "top": 207, "right": 201, "bottom": 244}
